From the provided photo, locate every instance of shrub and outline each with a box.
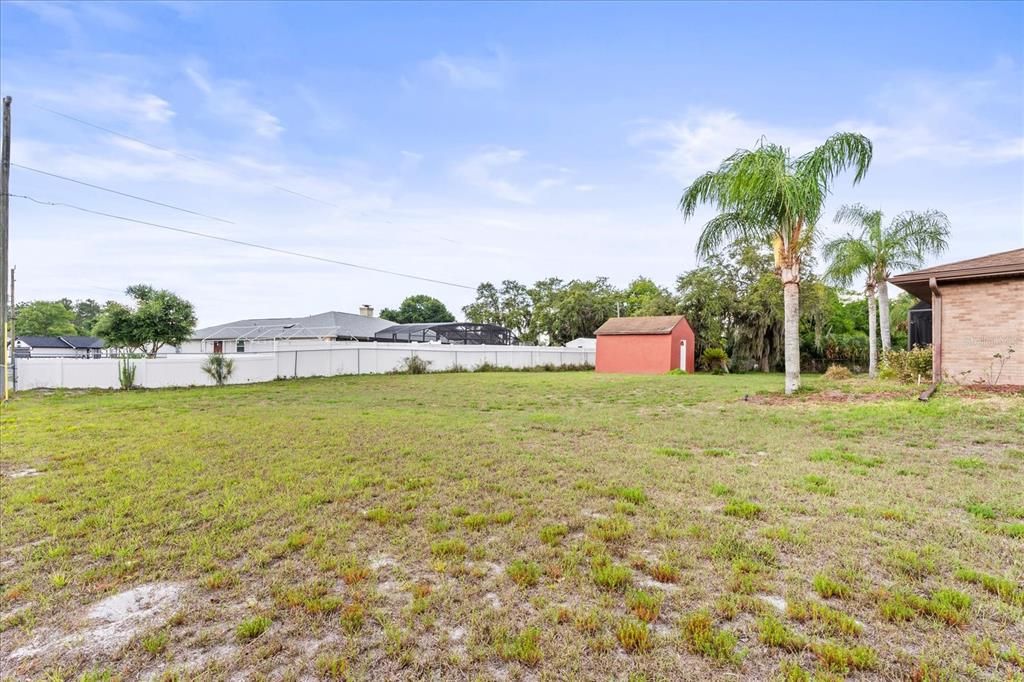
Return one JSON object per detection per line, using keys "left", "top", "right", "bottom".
{"left": 880, "top": 346, "right": 932, "bottom": 382}
{"left": 118, "top": 356, "right": 137, "bottom": 390}
{"left": 701, "top": 347, "right": 730, "bottom": 374}
{"left": 394, "top": 355, "right": 431, "bottom": 374}
{"left": 823, "top": 364, "right": 853, "bottom": 381}
{"left": 201, "top": 353, "right": 235, "bottom": 386}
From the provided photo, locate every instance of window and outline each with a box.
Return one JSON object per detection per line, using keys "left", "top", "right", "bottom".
{"left": 236, "top": 340, "right": 245, "bottom": 353}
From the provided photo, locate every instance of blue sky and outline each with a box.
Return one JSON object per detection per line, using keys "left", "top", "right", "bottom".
{"left": 2, "top": 1, "right": 1022, "bottom": 326}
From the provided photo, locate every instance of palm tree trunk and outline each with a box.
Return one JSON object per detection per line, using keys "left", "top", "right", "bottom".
{"left": 866, "top": 282, "right": 878, "bottom": 378}
{"left": 877, "top": 280, "right": 892, "bottom": 353}
{"left": 782, "top": 269, "right": 800, "bottom": 395}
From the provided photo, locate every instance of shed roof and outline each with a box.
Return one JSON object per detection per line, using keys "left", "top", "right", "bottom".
{"left": 890, "top": 248, "right": 1024, "bottom": 299}
{"left": 595, "top": 315, "right": 686, "bottom": 336}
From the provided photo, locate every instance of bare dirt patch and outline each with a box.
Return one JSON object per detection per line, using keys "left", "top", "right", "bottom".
{"left": 5, "top": 582, "right": 183, "bottom": 671}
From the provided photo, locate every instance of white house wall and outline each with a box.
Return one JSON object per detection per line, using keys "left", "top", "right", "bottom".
{"left": 15, "top": 343, "right": 595, "bottom": 390}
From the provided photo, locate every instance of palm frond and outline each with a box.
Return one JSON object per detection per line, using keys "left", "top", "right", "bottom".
{"left": 797, "top": 132, "right": 873, "bottom": 190}
{"left": 878, "top": 210, "right": 951, "bottom": 276}
{"left": 821, "top": 234, "right": 875, "bottom": 287}
{"left": 695, "top": 211, "right": 766, "bottom": 261}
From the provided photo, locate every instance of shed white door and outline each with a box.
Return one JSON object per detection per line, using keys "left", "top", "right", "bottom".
{"left": 679, "top": 340, "right": 687, "bottom": 372}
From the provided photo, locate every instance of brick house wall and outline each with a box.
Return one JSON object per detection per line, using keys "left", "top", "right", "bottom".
{"left": 939, "top": 277, "right": 1024, "bottom": 385}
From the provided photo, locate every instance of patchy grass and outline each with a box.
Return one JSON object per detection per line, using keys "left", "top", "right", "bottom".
{"left": 616, "top": 617, "right": 654, "bottom": 653}
{"left": 2, "top": 372, "right": 1021, "bottom": 679}
{"left": 681, "top": 610, "right": 743, "bottom": 665}
{"left": 236, "top": 615, "right": 271, "bottom": 642}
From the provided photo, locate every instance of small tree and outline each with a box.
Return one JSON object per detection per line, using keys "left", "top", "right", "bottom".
{"left": 701, "top": 347, "right": 730, "bottom": 374}
{"left": 13, "top": 300, "right": 77, "bottom": 336}
{"left": 380, "top": 295, "right": 456, "bottom": 324}
{"left": 201, "top": 353, "right": 235, "bottom": 386}
{"left": 93, "top": 285, "right": 197, "bottom": 357}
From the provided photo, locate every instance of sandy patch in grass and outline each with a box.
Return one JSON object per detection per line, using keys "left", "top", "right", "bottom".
{"left": 6, "top": 582, "right": 183, "bottom": 667}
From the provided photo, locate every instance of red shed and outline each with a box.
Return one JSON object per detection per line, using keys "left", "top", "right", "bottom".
{"left": 594, "top": 315, "right": 695, "bottom": 374}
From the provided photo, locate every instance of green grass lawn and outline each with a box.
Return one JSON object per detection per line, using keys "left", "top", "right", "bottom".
{"left": 1, "top": 372, "right": 1022, "bottom": 681}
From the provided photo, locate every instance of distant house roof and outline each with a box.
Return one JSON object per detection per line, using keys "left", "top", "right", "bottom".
{"left": 17, "top": 335, "right": 104, "bottom": 349}
{"left": 191, "top": 311, "right": 394, "bottom": 342}
{"left": 595, "top": 315, "right": 686, "bottom": 336}
{"left": 890, "top": 248, "right": 1024, "bottom": 299}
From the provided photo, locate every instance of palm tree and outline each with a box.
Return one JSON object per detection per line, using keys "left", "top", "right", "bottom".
{"left": 679, "top": 133, "right": 872, "bottom": 394}
{"left": 822, "top": 222, "right": 881, "bottom": 377}
{"left": 824, "top": 205, "right": 950, "bottom": 366}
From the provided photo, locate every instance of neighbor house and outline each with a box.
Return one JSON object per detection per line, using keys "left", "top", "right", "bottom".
{"left": 595, "top": 315, "right": 695, "bottom": 374}
{"left": 14, "top": 335, "right": 105, "bottom": 358}
{"left": 179, "top": 307, "right": 394, "bottom": 354}
{"left": 889, "top": 247, "right": 1024, "bottom": 385}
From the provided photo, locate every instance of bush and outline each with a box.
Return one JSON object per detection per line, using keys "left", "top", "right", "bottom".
{"left": 394, "top": 355, "right": 431, "bottom": 374}
{"left": 880, "top": 346, "right": 932, "bottom": 383}
{"left": 701, "top": 347, "right": 730, "bottom": 374}
{"left": 118, "top": 356, "right": 137, "bottom": 390}
{"left": 823, "top": 364, "right": 853, "bottom": 381}
{"left": 201, "top": 353, "right": 235, "bottom": 386}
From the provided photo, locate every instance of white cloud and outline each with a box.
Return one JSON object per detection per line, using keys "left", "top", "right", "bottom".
{"left": 23, "top": 75, "right": 175, "bottom": 124}
{"left": 635, "top": 64, "right": 1024, "bottom": 184}
{"left": 10, "top": 1, "right": 138, "bottom": 34}
{"left": 419, "top": 51, "right": 507, "bottom": 90}
{"left": 454, "top": 147, "right": 566, "bottom": 204}
{"left": 184, "top": 59, "right": 283, "bottom": 139}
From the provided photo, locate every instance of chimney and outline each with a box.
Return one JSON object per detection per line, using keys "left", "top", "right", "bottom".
{"left": 359, "top": 304, "right": 374, "bottom": 318}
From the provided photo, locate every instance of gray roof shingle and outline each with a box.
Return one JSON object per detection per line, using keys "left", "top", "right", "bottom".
{"left": 192, "top": 311, "right": 394, "bottom": 341}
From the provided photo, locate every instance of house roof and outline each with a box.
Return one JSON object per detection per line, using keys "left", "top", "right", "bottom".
{"left": 191, "top": 311, "right": 394, "bottom": 341}
{"left": 889, "top": 248, "right": 1024, "bottom": 299}
{"left": 595, "top": 315, "right": 687, "bottom": 336}
{"left": 17, "top": 335, "right": 104, "bottom": 349}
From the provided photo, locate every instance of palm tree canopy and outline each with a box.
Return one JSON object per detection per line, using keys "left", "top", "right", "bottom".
{"left": 826, "top": 203, "right": 951, "bottom": 282}
{"left": 680, "top": 133, "right": 873, "bottom": 263}
{"left": 821, "top": 234, "right": 877, "bottom": 289}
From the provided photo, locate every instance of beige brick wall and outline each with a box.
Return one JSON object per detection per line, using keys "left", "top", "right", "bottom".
{"left": 940, "top": 277, "right": 1024, "bottom": 385}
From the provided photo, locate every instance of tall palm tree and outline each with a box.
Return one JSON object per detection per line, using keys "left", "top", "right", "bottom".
{"left": 822, "top": 223, "right": 881, "bottom": 376}
{"left": 679, "top": 133, "right": 872, "bottom": 394}
{"left": 825, "top": 205, "right": 950, "bottom": 362}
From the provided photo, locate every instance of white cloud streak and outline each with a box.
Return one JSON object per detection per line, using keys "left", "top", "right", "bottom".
{"left": 184, "top": 59, "right": 283, "bottom": 139}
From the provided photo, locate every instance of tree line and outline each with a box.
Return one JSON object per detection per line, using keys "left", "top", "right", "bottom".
{"left": 15, "top": 285, "right": 196, "bottom": 357}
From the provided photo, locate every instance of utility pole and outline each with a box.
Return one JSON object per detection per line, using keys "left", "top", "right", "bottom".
{"left": 8, "top": 266, "right": 14, "bottom": 394}
{"left": 1, "top": 96, "right": 11, "bottom": 400}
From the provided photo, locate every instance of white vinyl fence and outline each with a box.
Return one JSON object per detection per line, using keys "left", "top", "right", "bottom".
{"left": 15, "top": 343, "right": 595, "bottom": 390}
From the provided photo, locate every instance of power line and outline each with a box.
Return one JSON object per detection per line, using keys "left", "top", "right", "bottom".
{"left": 34, "top": 103, "right": 346, "bottom": 209}
{"left": 8, "top": 193, "right": 475, "bottom": 290}
{"left": 32, "top": 103, "right": 461, "bottom": 244}
{"left": 12, "top": 163, "right": 235, "bottom": 224}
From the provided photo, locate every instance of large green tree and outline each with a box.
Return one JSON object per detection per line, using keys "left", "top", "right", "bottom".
{"left": 462, "top": 280, "right": 533, "bottom": 340}
{"left": 622, "top": 277, "right": 677, "bottom": 317}
{"left": 14, "top": 300, "right": 77, "bottom": 336}
{"left": 92, "top": 284, "right": 196, "bottom": 356}
{"left": 679, "top": 133, "right": 873, "bottom": 394}
{"left": 380, "top": 295, "right": 456, "bottom": 324}
{"left": 529, "top": 278, "right": 618, "bottom": 346}
{"left": 824, "top": 204, "right": 950, "bottom": 357}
